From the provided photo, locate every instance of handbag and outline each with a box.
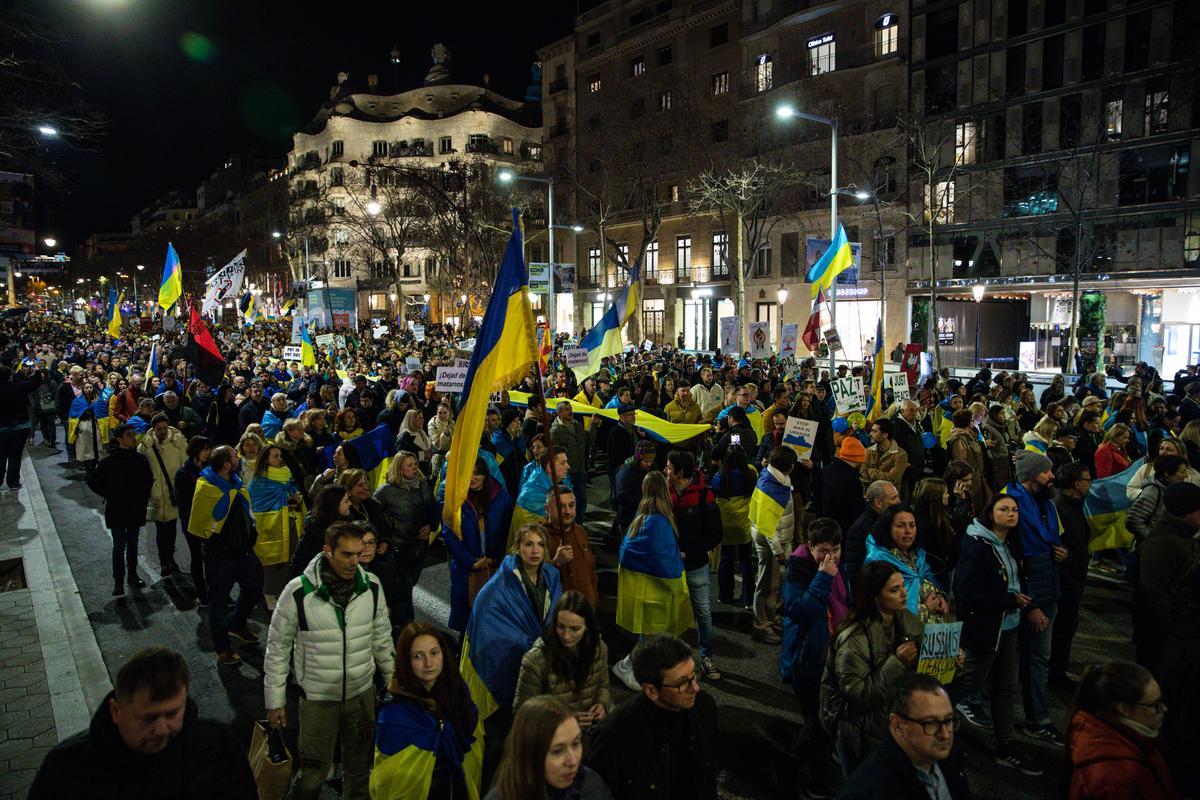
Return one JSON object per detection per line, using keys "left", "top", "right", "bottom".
{"left": 248, "top": 720, "right": 292, "bottom": 800}
{"left": 467, "top": 564, "right": 494, "bottom": 606}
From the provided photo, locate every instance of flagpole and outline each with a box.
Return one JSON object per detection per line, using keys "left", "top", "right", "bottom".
{"left": 525, "top": 210, "right": 566, "bottom": 533}
{"left": 828, "top": 121, "right": 838, "bottom": 382}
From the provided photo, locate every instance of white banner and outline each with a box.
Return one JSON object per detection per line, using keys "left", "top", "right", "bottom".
{"left": 564, "top": 347, "right": 590, "bottom": 368}
{"left": 281, "top": 345, "right": 302, "bottom": 361}
{"left": 315, "top": 333, "right": 335, "bottom": 348}
{"left": 201, "top": 250, "right": 246, "bottom": 316}
{"left": 887, "top": 373, "right": 911, "bottom": 403}
{"left": 73, "top": 310, "right": 86, "bottom": 325}
{"left": 719, "top": 316, "right": 738, "bottom": 353}
{"left": 784, "top": 416, "right": 819, "bottom": 462}
{"left": 749, "top": 321, "right": 771, "bottom": 359}
{"left": 405, "top": 356, "right": 423, "bottom": 374}
{"left": 373, "top": 325, "right": 389, "bottom": 340}
{"left": 435, "top": 366, "right": 469, "bottom": 392}
{"left": 831, "top": 376, "right": 866, "bottom": 414}
{"left": 780, "top": 323, "right": 798, "bottom": 361}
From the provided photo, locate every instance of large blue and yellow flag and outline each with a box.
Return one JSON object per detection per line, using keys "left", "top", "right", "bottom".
{"left": 866, "top": 317, "right": 885, "bottom": 421}
{"left": 159, "top": 242, "right": 183, "bottom": 311}
{"left": 320, "top": 423, "right": 395, "bottom": 491}
{"left": 616, "top": 514, "right": 693, "bottom": 636}
{"left": 571, "top": 256, "right": 641, "bottom": 382}
{"left": 508, "top": 391, "right": 709, "bottom": 444}
{"left": 300, "top": 319, "right": 317, "bottom": 367}
{"left": 371, "top": 700, "right": 484, "bottom": 800}
{"left": 749, "top": 467, "right": 791, "bottom": 539}
{"left": 443, "top": 210, "right": 537, "bottom": 540}
{"left": 106, "top": 288, "right": 124, "bottom": 339}
{"left": 461, "top": 553, "right": 562, "bottom": 722}
{"left": 67, "top": 393, "right": 112, "bottom": 445}
{"left": 1085, "top": 458, "right": 1143, "bottom": 552}
{"left": 146, "top": 340, "right": 159, "bottom": 380}
{"left": 807, "top": 223, "right": 854, "bottom": 300}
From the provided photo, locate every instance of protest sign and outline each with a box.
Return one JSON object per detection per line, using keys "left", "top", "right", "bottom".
{"left": 916, "top": 622, "right": 963, "bottom": 684}
{"left": 74, "top": 310, "right": 87, "bottom": 325}
{"left": 435, "top": 366, "right": 469, "bottom": 392}
{"left": 412, "top": 325, "right": 425, "bottom": 342}
{"left": 372, "top": 325, "right": 389, "bottom": 340}
{"left": 780, "top": 323, "right": 798, "bottom": 361}
{"left": 457, "top": 338, "right": 476, "bottom": 352}
{"left": 824, "top": 326, "right": 843, "bottom": 352}
{"left": 783, "top": 417, "right": 819, "bottom": 462}
{"left": 404, "top": 356, "right": 422, "bottom": 374}
{"left": 315, "top": 333, "right": 335, "bottom": 348}
{"left": 887, "top": 372, "right": 911, "bottom": 403}
{"left": 281, "top": 345, "right": 302, "bottom": 361}
{"left": 831, "top": 376, "right": 866, "bottom": 414}
{"left": 564, "top": 348, "right": 590, "bottom": 368}
{"left": 719, "top": 316, "right": 738, "bottom": 353}
{"left": 333, "top": 335, "right": 347, "bottom": 349}
{"left": 749, "top": 321, "right": 771, "bottom": 359}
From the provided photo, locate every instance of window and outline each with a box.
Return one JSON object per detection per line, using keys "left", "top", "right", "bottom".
{"left": 676, "top": 236, "right": 692, "bottom": 280}
{"left": 925, "top": 6, "right": 959, "bottom": 60}
{"left": 874, "top": 14, "right": 899, "bottom": 57}
{"left": 1117, "top": 144, "right": 1189, "bottom": 206}
{"left": 331, "top": 140, "right": 344, "bottom": 157}
{"left": 755, "top": 54, "right": 774, "bottom": 91}
{"left": 372, "top": 141, "right": 388, "bottom": 157}
{"left": 332, "top": 258, "right": 352, "bottom": 279}
{"left": 657, "top": 45, "right": 672, "bottom": 66}
{"left": 1006, "top": 45, "right": 1026, "bottom": 98}
{"left": 926, "top": 180, "right": 955, "bottom": 223}
{"left": 925, "top": 64, "right": 957, "bottom": 114}
{"left": 588, "top": 246, "right": 602, "bottom": 284}
{"left": 874, "top": 156, "right": 898, "bottom": 195}
{"left": 755, "top": 302, "right": 778, "bottom": 348}
{"left": 873, "top": 231, "right": 896, "bottom": 270}
{"left": 754, "top": 241, "right": 772, "bottom": 277}
{"left": 1145, "top": 79, "right": 1170, "bottom": 135}
{"left": 808, "top": 34, "right": 836, "bottom": 76}
{"left": 710, "top": 22, "right": 728, "bottom": 48}
{"left": 645, "top": 240, "right": 659, "bottom": 278}
{"left": 333, "top": 228, "right": 350, "bottom": 245}
{"left": 1105, "top": 95, "right": 1123, "bottom": 140}
{"left": 589, "top": 74, "right": 601, "bottom": 93}
{"left": 1042, "top": 35, "right": 1064, "bottom": 91}
{"left": 1022, "top": 102, "right": 1043, "bottom": 154}
{"left": 331, "top": 197, "right": 346, "bottom": 216}
{"left": 1008, "top": 0, "right": 1028, "bottom": 37}
{"left": 330, "top": 167, "right": 344, "bottom": 186}
{"left": 1003, "top": 165, "right": 1058, "bottom": 217}
{"left": 527, "top": 143, "right": 543, "bottom": 161}
{"left": 439, "top": 136, "right": 453, "bottom": 154}
{"left": 1081, "top": 25, "right": 1106, "bottom": 81}
{"left": 669, "top": 184, "right": 680, "bottom": 203}
{"left": 1186, "top": 211, "right": 1200, "bottom": 264}
{"left": 403, "top": 260, "right": 420, "bottom": 277}
{"left": 955, "top": 121, "right": 976, "bottom": 164}
{"left": 780, "top": 232, "right": 800, "bottom": 277}
{"left": 658, "top": 90, "right": 672, "bottom": 111}
{"left": 712, "top": 71, "right": 729, "bottom": 95}
{"left": 1125, "top": 12, "right": 1151, "bottom": 72}
{"left": 711, "top": 120, "right": 729, "bottom": 143}
{"left": 712, "top": 233, "right": 729, "bottom": 276}
{"left": 499, "top": 137, "right": 514, "bottom": 155}
{"left": 631, "top": 56, "right": 646, "bottom": 77}
{"left": 1060, "top": 94, "right": 1082, "bottom": 149}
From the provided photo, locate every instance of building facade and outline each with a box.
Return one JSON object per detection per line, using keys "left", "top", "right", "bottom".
{"left": 907, "top": 0, "right": 1200, "bottom": 373}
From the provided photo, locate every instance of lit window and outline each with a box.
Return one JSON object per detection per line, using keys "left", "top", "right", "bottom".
{"left": 754, "top": 241, "right": 772, "bottom": 277}
{"left": 646, "top": 240, "right": 659, "bottom": 277}
{"left": 955, "top": 121, "right": 976, "bottom": 164}
{"left": 755, "top": 54, "right": 774, "bottom": 92}
{"left": 808, "top": 33, "right": 836, "bottom": 76}
{"left": 712, "top": 233, "right": 729, "bottom": 274}
{"left": 631, "top": 56, "right": 646, "bottom": 77}
{"left": 874, "top": 15, "right": 899, "bottom": 57}
{"left": 588, "top": 246, "right": 602, "bottom": 283}
{"left": 1105, "top": 98, "right": 1123, "bottom": 140}
{"left": 712, "top": 71, "right": 729, "bottom": 95}
{"left": 333, "top": 228, "right": 350, "bottom": 245}
{"left": 926, "top": 180, "right": 955, "bottom": 224}
{"left": 669, "top": 184, "right": 680, "bottom": 203}
{"left": 676, "top": 236, "right": 692, "bottom": 280}
{"left": 499, "top": 137, "right": 514, "bottom": 155}
{"left": 589, "top": 74, "right": 602, "bottom": 93}
{"left": 659, "top": 90, "right": 672, "bottom": 111}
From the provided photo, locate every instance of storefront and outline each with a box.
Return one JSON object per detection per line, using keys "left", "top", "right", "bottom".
{"left": 1161, "top": 288, "right": 1200, "bottom": 377}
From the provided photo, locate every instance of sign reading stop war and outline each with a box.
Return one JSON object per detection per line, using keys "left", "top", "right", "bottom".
{"left": 831, "top": 376, "right": 866, "bottom": 414}
{"left": 564, "top": 347, "right": 590, "bottom": 368}
{"left": 435, "top": 366, "right": 469, "bottom": 392}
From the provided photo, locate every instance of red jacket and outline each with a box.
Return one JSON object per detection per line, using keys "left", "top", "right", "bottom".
{"left": 111, "top": 386, "right": 144, "bottom": 423}
{"left": 1093, "top": 443, "right": 1131, "bottom": 478}
{"left": 1068, "top": 711, "right": 1182, "bottom": 800}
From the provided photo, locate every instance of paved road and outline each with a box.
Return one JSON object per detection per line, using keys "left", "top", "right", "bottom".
{"left": 29, "top": 442, "right": 1135, "bottom": 799}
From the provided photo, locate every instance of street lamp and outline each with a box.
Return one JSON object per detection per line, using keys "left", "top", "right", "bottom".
{"left": 36, "top": 125, "right": 58, "bottom": 137}
{"left": 776, "top": 101, "right": 839, "bottom": 375}
{"left": 43, "top": 237, "right": 56, "bottom": 248}
{"left": 497, "top": 168, "right": 557, "bottom": 338}
{"left": 777, "top": 284, "right": 789, "bottom": 305}
{"left": 972, "top": 284, "right": 986, "bottom": 367}
{"left": 272, "top": 231, "right": 282, "bottom": 239}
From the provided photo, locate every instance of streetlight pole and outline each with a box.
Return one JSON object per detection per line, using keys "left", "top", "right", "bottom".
{"left": 972, "top": 283, "right": 985, "bottom": 367}
{"left": 498, "top": 170, "right": 555, "bottom": 339}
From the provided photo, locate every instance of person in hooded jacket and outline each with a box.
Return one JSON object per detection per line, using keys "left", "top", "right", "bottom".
{"left": 88, "top": 423, "right": 155, "bottom": 597}
{"left": 28, "top": 646, "right": 257, "bottom": 800}
{"left": 444, "top": 459, "right": 514, "bottom": 632}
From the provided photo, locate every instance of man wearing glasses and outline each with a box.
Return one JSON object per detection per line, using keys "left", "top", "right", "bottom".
{"left": 587, "top": 635, "right": 718, "bottom": 800}
{"left": 840, "top": 672, "right": 970, "bottom": 799}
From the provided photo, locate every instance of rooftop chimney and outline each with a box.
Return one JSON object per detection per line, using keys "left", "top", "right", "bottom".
{"left": 367, "top": 74, "right": 379, "bottom": 92}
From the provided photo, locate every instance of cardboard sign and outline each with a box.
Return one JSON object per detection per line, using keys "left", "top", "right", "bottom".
{"left": 453, "top": 358, "right": 469, "bottom": 368}
{"left": 315, "top": 333, "right": 335, "bottom": 348}
{"left": 373, "top": 325, "right": 389, "bottom": 340}
{"left": 333, "top": 335, "right": 347, "bottom": 349}
{"left": 749, "top": 321, "right": 771, "bottom": 359}
{"left": 824, "top": 326, "right": 843, "bottom": 352}
{"left": 917, "top": 622, "right": 963, "bottom": 685}
{"left": 457, "top": 338, "right": 476, "bottom": 352}
{"left": 719, "top": 316, "right": 738, "bottom": 353}
{"left": 1019, "top": 340, "right": 1036, "bottom": 371}
{"left": 784, "top": 417, "right": 819, "bottom": 462}
{"left": 74, "top": 310, "right": 87, "bottom": 325}
{"left": 412, "top": 325, "right": 425, "bottom": 342}
{"left": 404, "top": 356, "right": 422, "bottom": 374}
{"left": 780, "top": 323, "right": 798, "bottom": 361}
{"left": 887, "top": 373, "right": 911, "bottom": 403}
{"left": 831, "top": 376, "right": 866, "bottom": 414}
{"left": 564, "top": 347, "right": 590, "bottom": 368}
{"left": 281, "top": 345, "right": 302, "bottom": 361}
{"left": 435, "top": 366, "right": 469, "bottom": 392}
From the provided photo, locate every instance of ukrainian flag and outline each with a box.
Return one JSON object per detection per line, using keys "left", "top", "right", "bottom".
{"left": 616, "top": 514, "right": 693, "bottom": 636}
{"left": 507, "top": 391, "right": 709, "bottom": 444}
{"left": 1085, "top": 457, "right": 1143, "bottom": 552}
{"left": 749, "top": 467, "right": 791, "bottom": 540}
{"left": 371, "top": 700, "right": 483, "bottom": 800}
{"left": 867, "top": 318, "right": 885, "bottom": 421}
{"left": 300, "top": 319, "right": 317, "bottom": 367}
{"left": 67, "top": 394, "right": 110, "bottom": 445}
{"left": 280, "top": 298, "right": 296, "bottom": 317}
{"left": 807, "top": 223, "right": 854, "bottom": 300}
{"left": 571, "top": 256, "right": 641, "bottom": 382}
{"left": 320, "top": 423, "right": 395, "bottom": 490}
{"left": 460, "top": 554, "right": 563, "bottom": 722}
{"left": 443, "top": 210, "right": 537, "bottom": 541}
{"left": 146, "top": 341, "right": 159, "bottom": 380}
{"left": 106, "top": 288, "right": 124, "bottom": 339}
{"left": 158, "top": 242, "right": 183, "bottom": 311}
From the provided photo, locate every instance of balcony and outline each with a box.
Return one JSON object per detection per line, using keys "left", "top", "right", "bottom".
{"left": 739, "top": 42, "right": 907, "bottom": 97}
{"left": 521, "top": 143, "right": 543, "bottom": 162}
{"left": 465, "top": 138, "right": 500, "bottom": 155}
{"left": 391, "top": 142, "right": 433, "bottom": 158}
{"left": 548, "top": 77, "right": 569, "bottom": 94}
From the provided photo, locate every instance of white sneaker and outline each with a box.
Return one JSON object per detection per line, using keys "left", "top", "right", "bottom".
{"left": 612, "top": 655, "right": 640, "bottom": 691}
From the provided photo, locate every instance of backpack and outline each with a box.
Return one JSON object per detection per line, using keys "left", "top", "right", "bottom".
{"left": 36, "top": 384, "right": 57, "bottom": 413}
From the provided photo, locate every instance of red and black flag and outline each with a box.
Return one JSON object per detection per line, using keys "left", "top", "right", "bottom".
{"left": 187, "top": 303, "right": 227, "bottom": 387}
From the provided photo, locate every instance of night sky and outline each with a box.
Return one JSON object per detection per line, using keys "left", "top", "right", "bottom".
{"left": 21, "top": 0, "right": 578, "bottom": 253}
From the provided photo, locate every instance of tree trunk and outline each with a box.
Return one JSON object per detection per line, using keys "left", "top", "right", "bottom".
{"left": 928, "top": 215, "right": 941, "bottom": 369}
{"left": 734, "top": 211, "right": 747, "bottom": 353}
{"left": 1067, "top": 212, "right": 1084, "bottom": 375}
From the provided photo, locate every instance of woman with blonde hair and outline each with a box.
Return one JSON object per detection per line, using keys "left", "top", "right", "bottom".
{"left": 376, "top": 451, "right": 438, "bottom": 621}
{"left": 1023, "top": 415, "right": 1058, "bottom": 454}
{"left": 1181, "top": 420, "right": 1200, "bottom": 471}
{"left": 236, "top": 431, "right": 266, "bottom": 486}
{"left": 611, "top": 471, "right": 692, "bottom": 690}
{"left": 1127, "top": 437, "right": 1200, "bottom": 498}
{"left": 427, "top": 401, "right": 455, "bottom": 478}
{"left": 1095, "top": 423, "right": 1134, "bottom": 478}
{"left": 275, "top": 417, "right": 318, "bottom": 498}
{"left": 396, "top": 408, "right": 432, "bottom": 470}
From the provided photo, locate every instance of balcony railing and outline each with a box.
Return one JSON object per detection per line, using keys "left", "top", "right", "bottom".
{"left": 644, "top": 264, "right": 732, "bottom": 285}
{"left": 739, "top": 42, "right": 907, "bottom": 97}
{"left": 391, "top": 142, "right": 433, "bottom": 158}
{"left": 465, "top": 139, "right": 499, "bottom": 155}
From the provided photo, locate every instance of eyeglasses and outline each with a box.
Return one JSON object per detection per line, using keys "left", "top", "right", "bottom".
{"left": 660, "top": 673, "right": 700, "bottom": 692}
{"left": 1133, "top": 699, "right": 1166, "bottom": 713}
{"left": 897, "top": 714, "right": 961, "bottom": 735}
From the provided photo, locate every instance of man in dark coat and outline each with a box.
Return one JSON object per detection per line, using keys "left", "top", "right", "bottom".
{"left": 839, "top": 673, "right": 971, "bottom": 800}
{"left": 28, "top": 646, "right": 257, "bottom": 800}
{"left": 87, "top": 423, "right": 155, "bottom": 596}
{"left": 606, "top": 404, "right": 641, "bottom": 488}
{"left": 841, "top": 479, "right": 900, "bottom": 589}
{"left": 0, "top": 363, "right": 43, "bottom": 489}
{"left": 1050, "top": 462, "right": 1092, "bottom": 689}
{"left": 236, "top": 381, "right": 270, "bottom": 430}
{"left": 891, "top": 400, "right": 927, "bottom": 499}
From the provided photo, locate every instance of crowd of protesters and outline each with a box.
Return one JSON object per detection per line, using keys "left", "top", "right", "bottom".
{"left": 4, "top": 308, "right": 1199, "bottom": 800}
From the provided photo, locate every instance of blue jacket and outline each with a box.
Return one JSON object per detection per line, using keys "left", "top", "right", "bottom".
{"left": 443, "top": 477, "right": 512, "bottom": 631}
{"left": 515, "top": 462, "right": 574, "bottom": 516}
{"left": 1005, "top": 481, "right": 1062, "bottom": 608}
{"left": 781, "top": 545, "right": 848, "bottom": 684}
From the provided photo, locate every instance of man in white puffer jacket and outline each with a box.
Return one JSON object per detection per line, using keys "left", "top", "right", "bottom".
{"left": 264, "top": 521, "right": 394, "bottom": 800}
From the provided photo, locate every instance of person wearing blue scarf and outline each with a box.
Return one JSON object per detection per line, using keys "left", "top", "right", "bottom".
{"left": 260, "top": 393, "right": 293, "bottom": 439}
{"left": 862, "top": 505, "right": 948, "bottom": 622}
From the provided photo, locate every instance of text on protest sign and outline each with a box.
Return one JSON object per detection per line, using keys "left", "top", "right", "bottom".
{"left": 281, "top": 345, "right": 302, "bottom": 361}
{"left": 831, "top": 376, "right": 866, "bottom": 414}
{"left": 404, "top": 356, "right": 423, "bottom": 374}
{"left": 564, "top": 347, "right": 590, "bottom": 368}
{"left": 916, "top": 622, "right": 963, "bottom": 685}
{"left": 887, "top": 373, "right": 911, "bottom": 403}
{"left": 435, "top": 366, "right": 469, "bottom": 392}
{"left": 315, "top": 333, "right": 335, "bottom": 348}
{"left": 783, "top": 417, "right": 819, "bottom": 462}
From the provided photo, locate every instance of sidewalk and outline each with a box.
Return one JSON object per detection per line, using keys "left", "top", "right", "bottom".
{"left": 0, "top": 453, "right": 111, "bottom": 800}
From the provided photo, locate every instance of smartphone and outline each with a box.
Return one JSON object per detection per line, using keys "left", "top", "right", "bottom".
{"left": 731, "top": 433, "right": 741, "bottom": 445}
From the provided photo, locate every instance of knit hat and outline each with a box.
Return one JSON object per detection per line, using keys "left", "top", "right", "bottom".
{"left": 635, "top": 440, "right": 656, "bottom": 458}
{"left": 1014, "top": 450, "right": 1053, "bottom": 482}
{"left": 838, "top": 437, "right": 867, "bottom": 464}
{"left": 500, "top": 407, "right": 522, "bottom": 427}
{"left": 1164, "top": 481, "right": 1200, "bottom": 517}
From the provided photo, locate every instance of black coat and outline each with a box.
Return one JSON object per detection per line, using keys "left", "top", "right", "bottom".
{"left": 0, "top": 371, "right": 42, "bottom": 427}
{"left": 839, "top": 729, "right": 971, "bottom": 800}
{"left": 607, "top": 423, "right": 638, "bottom": 479}
{"left": 28, "top": 693, "right": 257, "bottom": 800}
{"left": 953, "top": 531, "right": 1023, "bottom": 655}
{"left": 1053, "top": 492, "right": 1090, "bottom": 585}
{"left": 237, "top": 396, "right": 269, "bottom": 431}
{"left": 588, "top": 692, "right": 718, "bottom": 800}
{"left": 820, "top": 460, "right": 867, "bottom": 548}
{"left": 891, "top": 417, "right": 926, "bottom": 487}
{"left": 842, "top": 506, "right": 879, "bottom": 589}
{"left": 87, "top": 447, "right": 154, "bottom": 529}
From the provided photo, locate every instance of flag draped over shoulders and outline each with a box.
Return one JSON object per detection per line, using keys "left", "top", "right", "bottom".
{"left": 371, "top": 699, "right": 483, "bottom": 800}
{"left": 572, "top": 257, "right": 641, "bottom": 382}
{"left": 617, "top": 514, "right": 692, "bottom": 636}
{"left": 749, "top": 468, "right": 790, "bottom": 539}
{"left": 321, "top": 423, "right": 395, "bottom": 490}
{"left": 1084, "top": 457, "right": 1143, "bottom": 552}
{"left": 442, "top": 210, "right": 537, "bottom": 541}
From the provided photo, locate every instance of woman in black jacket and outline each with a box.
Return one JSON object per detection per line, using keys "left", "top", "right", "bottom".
{"left": 291, "top": 485, "right": 352, "bottom": 577}
{"left": 205, "top": 384, "right": 240, "bottom": 447}
{"left": 174, "top": 435, "right": 212, "bottom": 605}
